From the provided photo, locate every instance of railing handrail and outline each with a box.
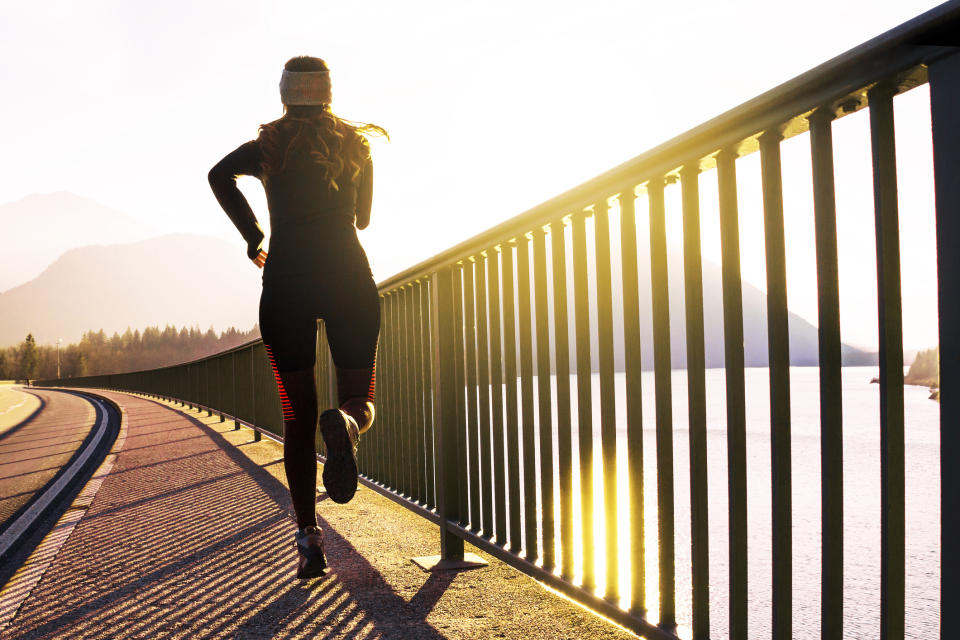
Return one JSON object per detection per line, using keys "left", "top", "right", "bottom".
{"left": 376, "top": 0, "right": 960, "bottom": 292}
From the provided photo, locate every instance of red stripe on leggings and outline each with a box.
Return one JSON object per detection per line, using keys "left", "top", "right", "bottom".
{"left": 264, "top": 343, "right": 296, "bottom": 420}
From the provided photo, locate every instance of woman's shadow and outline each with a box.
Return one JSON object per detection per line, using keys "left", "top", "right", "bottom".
{"left": 189, "top": 411, "right": 459, "bottom": 639}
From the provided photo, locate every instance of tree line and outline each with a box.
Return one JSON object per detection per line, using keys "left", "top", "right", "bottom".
{"left": 0, "top": 325, "right": 261, "bottom": 381}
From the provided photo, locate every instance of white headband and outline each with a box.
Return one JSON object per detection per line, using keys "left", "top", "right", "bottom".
{"left": 279, "top": 69, "right": 331, "bottom": 106}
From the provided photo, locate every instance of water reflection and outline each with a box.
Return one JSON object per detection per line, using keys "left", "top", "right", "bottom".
{"left": 476, "top": 366, "right": 939, "bottom": 639}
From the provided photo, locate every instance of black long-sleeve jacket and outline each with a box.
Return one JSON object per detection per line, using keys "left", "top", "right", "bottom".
{"left": 208, "top": 137, "right": 373, "bottom": 277}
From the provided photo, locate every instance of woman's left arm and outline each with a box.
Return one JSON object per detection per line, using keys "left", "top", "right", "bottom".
{"left": 355, "top": 154, "right": 373, "bottom": 231}
{"left": 208, "top": 140, "right": 266, "bottom": 260}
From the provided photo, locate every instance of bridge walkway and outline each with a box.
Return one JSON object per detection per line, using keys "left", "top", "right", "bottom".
{"left": 0, "top": 390, "right": 634, "bottom": 639}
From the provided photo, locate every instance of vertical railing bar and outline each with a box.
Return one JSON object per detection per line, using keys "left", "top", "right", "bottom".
{"left": 463, "top": 259, "right": 482, "bottom": 530}
{"left": 249, "top": 352, "right": 257, "bottom": 436}
{"left": 594, "top": 196, "right": 619, "bottom": 603}
{"left": 378, "top": 294, "right": 389, "bottom": 487}
{"left": 571, "top": 209, "right": 596, "bottom": 594}
{"left": 394, "top": 290, "right": 404, "bottom": 495}
{"left": 395, "top": 288, "right": 407, "bottom": 493}
{"left": 648, "top": 177, "right": 676, "bottom": 632}
{"left": 517, "top": 235, "right": 538, "bottom": 561}
{"left": 254, "top": 347, "right": 263, "bottom": 441}
{"left": 410, "top": 284, "right": 423, "bottom": 499}
{"left": 551, "top": 219, "right": 575, "bottom": 582}
{"left": 761, "top": 131, "right": 793, "bottom": 640}
{"left": 384, "top": 295, "right": 393, "bottom": 489}
{"left": 366, "top": 301, "right": 378, "bottom": 478}
{"left": 475, "top": 253, "right": 495, "bottom": 536}
{"left": 681, "top": 164, "right": 710, "bottom": 639}
{"left": 374, "top": 298, "right": 384, "bottom": 481}
{"left": 404, "top": 285, "right": 419, "bottom": 501}
{"left": 374, "top": 296, "right": 385, "bottom": 486}
{"left": 453, "top": 263, "right": 469, "bottom": 525}
{"left": 422, "top": 277, "right": 437, "bottom": 509}
{"left": 502, "top": 242, "right": 522, "bottom": 551}
{"left": 407, "top": 285, "right": 420, "bottom": 498}
{"left": 412, "top": 279, "right": 427, "bottom": 505}
{"left": 810, "top": 108, "right": 844, "bottom": 640}
{"left": 533, "top": 227, "right": 556, "bottom": 572}
{"left": 928, "top": 51, "right": 960, "bottom": 640}
{"left": 488, "top": 247, "right": 508, "bottom": 545}
{"left": 205, "top": 359, "right": 211, "bottom": 415}
{"left": 869, "top": 83, "right": 905, "bottom": 640}
{"left": 718, "top": 149, "right": 747, "bottom": 640}
{"left": 218, "top": 357, "right": 224, "bottom": 421}
{"left": 386, "top": 292, "right": 398, "bottom": 492}
{"left": 619, "top": 190, "right": 646, "bottom": 617}
{"left": 232, "top": 350, "right": 240, "bottom": 430}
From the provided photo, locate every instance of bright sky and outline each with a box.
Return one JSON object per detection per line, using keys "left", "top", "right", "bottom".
{"left": 0, "top": 0, "right": 945, "bottom": 350}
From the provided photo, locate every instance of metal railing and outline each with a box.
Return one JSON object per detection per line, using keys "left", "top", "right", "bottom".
{"left": 37, "top": 3, "right": 960, "bottom": 637}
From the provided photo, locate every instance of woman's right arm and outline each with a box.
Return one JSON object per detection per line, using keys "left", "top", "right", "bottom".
{"left": 208, "top": 140, "right": 266, "bottom": 260}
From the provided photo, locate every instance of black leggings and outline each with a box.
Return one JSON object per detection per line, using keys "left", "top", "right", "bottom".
{"left": 260, "top": 271, "right": 379, "bottom": 529}
{"left": 259, "top": 270, "right": 380, "bottom": 378}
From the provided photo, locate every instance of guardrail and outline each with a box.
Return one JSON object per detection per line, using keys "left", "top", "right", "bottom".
{"left": 37, "top": 3, "right": 960, "bottom": 638}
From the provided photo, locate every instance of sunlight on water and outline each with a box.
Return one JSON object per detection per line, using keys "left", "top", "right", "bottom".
{"left": 485, "top": 367, "right": 940, "bottom": 639}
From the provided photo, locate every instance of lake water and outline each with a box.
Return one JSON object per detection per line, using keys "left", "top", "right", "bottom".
{"left": 488, "top": 366, "right": 940, "bottom": 639}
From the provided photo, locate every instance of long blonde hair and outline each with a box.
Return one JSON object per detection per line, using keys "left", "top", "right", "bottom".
{"left": 257, "top": 56, "right": 387, "bottom": 190}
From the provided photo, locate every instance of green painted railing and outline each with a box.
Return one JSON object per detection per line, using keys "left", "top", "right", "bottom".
{"left": 37, "top": 2, "right": 960, "bottom": 638}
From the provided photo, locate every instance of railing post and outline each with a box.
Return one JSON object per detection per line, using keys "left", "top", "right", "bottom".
{"left": 251, "top": 347, "right": 261, "bottom": 442}
{"left": 431, "top": 265, "right": 463, "bottom": 560}
{"left": 413, "top": 265, "right": 486, "bottom": 571}
{"left": 929, "top": 48, "right": 960, "bottom": 640}
{"left": 232, "top": 351, "right": 240, "bottom": 429}
{"left": 869, "top": 82, "right": 905, "bottom": 640}
{"left": 218, "top": 357, "right": 225, "bottom": 421}
{"left": 810, "top": 106, "right": 844, "bottom": 640}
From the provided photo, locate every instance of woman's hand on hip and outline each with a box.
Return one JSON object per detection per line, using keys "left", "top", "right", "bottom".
{"left": 252, "top": 250, "right": 267, "bottom": 269}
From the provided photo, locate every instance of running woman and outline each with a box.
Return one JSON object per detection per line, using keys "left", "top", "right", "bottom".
{"left": 208, "top": 55, "right": 386, "bottom": 579}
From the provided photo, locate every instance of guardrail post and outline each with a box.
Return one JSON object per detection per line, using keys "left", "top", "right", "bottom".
{"left": 232, "top": 351, "right": 240, "bottom": 430}
{"left": 251, "top": 347, "right": 261, "bottom": 442}
{"left": 930, "top": 47, "right": 960, "bottom": 640}
{"left": 412, "top": 265, "right": 486, "bottom": 571}
{"left": 218, "top": 357, "right": 225, "bottom": 421}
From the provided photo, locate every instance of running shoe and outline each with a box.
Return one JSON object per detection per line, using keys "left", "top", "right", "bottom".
{"left": 295, "top": 525, "right": 327, "bottom": 578}
{"left": 319, "top": 408, "right": 359, "bottom": 504}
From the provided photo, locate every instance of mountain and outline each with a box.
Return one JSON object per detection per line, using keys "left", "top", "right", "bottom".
{"left": 0, "top": 192, "right": 157, "bottom": 292}
{"left": 538, "top": 247, "right": 875, "bottom": 371}
{"left": 1, "top": 223, "right": 875, "bottom": 368}
{"left": 610, "top": 248, "right": 876, "bottom": 369}
{"left": 0, "top": 233, "right": 262, "bottom": 345}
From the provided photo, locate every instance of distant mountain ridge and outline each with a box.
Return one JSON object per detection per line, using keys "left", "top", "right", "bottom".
{"left": 0, "top": 191, "right": 156, "bottom": 292}
{"left": 0, "top": 233, "right": 261, "bottom": 345}
{"left": 608, "top": 248, "right": 876, "bottom": 369}
{"left": 0, "top": 191, "right": 875, "bottom": 367}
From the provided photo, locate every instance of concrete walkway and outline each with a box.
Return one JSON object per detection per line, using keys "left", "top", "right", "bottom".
{"left": 1, "top": 390, "right": 636, "bottom": 639}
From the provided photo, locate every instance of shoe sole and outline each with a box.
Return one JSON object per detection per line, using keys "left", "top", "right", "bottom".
{"left": 296, "top": 543, "right": 328, "bottom": 579}
{"left": 319, "top": 409, "right": 358, "bottom": 504}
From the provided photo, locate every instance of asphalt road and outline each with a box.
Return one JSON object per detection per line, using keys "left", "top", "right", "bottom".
{"left": 0, "top": 388, "right": 96, "bottom": 528}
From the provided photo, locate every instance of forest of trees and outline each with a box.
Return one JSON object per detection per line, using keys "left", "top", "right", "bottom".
{"left": 0, "top": 324, "right": 260, "bottom": 381}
